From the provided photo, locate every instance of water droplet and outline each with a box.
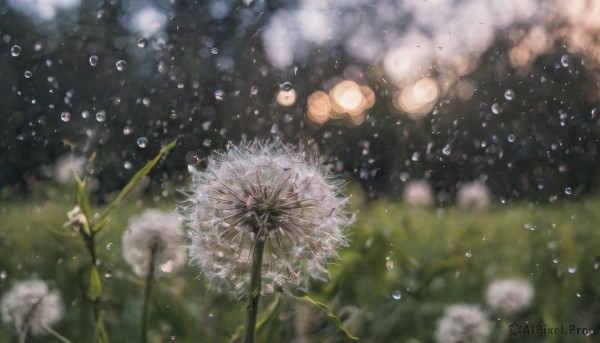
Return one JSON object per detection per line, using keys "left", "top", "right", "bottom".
{"left": 576, "top": 292, "right": 581, "bottom": 298}
{"left": 24, "top": 70, "right": 32, "bottom": 78}
{"left": 115, "top": 59, "right": 127, "bottom": 71}
{"left": 142, "top": 98, "right": 150, "bottom": 107}
{"left": 437, "top": 46, "right": 443, "bottom": 51}
{"left": 564, "top": 187, "right": 572, "bottom": 195}
{"left": 560, "top": 54, "right": 569, "bottom": 67}
{"left": 137, "top": 38, "right": 148, "bottom": 48}
{"left": 157, "top": 61, "right": 167, "bottom": 74}
{"left": 60, "top": 111, "right": 71, "bottom": 122}
{"left": 465, "top": 250, "right": 472, "bottom": 258}
{"left": 442, "top": 144, "right": 451, "bottom": 156}
{"left": 95, "top": 110, "right": 107, "bottom": 122}
{"left": 89, "top": 55, "right": 98, "bottom": 66}
{"left": 137, "top": 137, "right": 148, "bottom": 148}
{"left": 104, "top": 270, "right": 113, "bottom": 278}
{"left": 524, "top": 223, "right": 536, "bottom": 231}
{"left": 568, "top": 266, "right": 577, "bottom": 274}
{"left": 106, "top": 243, "right": 113, "bottom": 250}
{"left": 0, "top": 271, "right": 6, "bottom": 280}
{"left": 392, "top": 290, "right": 402, "bottom": 300}
{"left": 386, "top": 260, "right": 394, "bottom": 270}
{"left": 11, "top": 45, "right": 21, "bottom": 57}
{"left": 123, "top": 126, "right": 132, "bottom": 135}
{"left": 211, "top": 47, "right": 219, "bottom": 54}
{"left": 81, "top": 110, "right": 90, "bottom": 119}
{"left": 507, "top": 134, "right": 516, "bottom": 143}
{"left": 552, "top": 256, "right": 559, "bottom": 264}
{"left": 411, "top": 152, "right": 420, "bottom": 161}
{"left": 504, "top": 89, "right": 514, "bottom": 101}
{"left": 124, "top": 161, "right": 133, "bottom": 170}
{"left": 214, "top": 89, "right": 224, "bottom": 101}
{"left": 280, "top": 82, "right": 293, "bottom": 92}
{"left": 250, "top": 85, "right": 258, "bottom": 96}
{"left": 203, "top": 138, "right": 212, "bottom": 147}
{"left": 491, "top": 103, "right": 501, "bottom": 114}
{"left": 594, "top": 262, "right": 599, "bottom": 270}
{"left": 170, "top": 336, "right": 176, "bottom": 341}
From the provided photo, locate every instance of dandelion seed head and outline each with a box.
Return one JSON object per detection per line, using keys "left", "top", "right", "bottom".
{"left": 486, "top": 278, "right": 534, "bottom": 315}
{"left": 181, "top": 140, "right": 353, "bottom": 297}
{"left": 402, "top": 180, "right": 435, "bottom": 207}
{"left": 457, "top": 181, "right": 491, "bottom": 211}
{"left": 0, "top": 279, "right": 64, "bottom": 335}
{"left": 122, "top": 209, "right": 186, "bottom": 278}
{"left": 435, "top": 304, "right": 491, "bottom": 343}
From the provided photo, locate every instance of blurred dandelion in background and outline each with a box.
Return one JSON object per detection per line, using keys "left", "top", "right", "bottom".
{"left": 435, "top": 304, "right": 491, "bottom": 343}
{"left": 1, "top": 279, "right": 64, "bottom": 337}
{"left": 402, "top": 180, "right": 435, "bottom": 207}
{"left": 456, "top": 181, "right": 491, "bottom": 211}
{"left": 122, "top": 209, "right": 186, "bottom": 277}
{"left": 485, "top": 278, "right": 534, "bottom": 315}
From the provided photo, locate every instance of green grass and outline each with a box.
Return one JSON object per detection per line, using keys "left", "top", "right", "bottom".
{"left": 1, "top": 189, "right": 599, "bottom": 342}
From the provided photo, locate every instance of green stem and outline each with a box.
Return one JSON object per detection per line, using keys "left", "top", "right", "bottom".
{"left": 43, "top": 324, "right": 73, "bottom": 343}
{"left": 141, "top": 242, "right": 158, "bottom": 343}
{"left": 242, "top": 236, "right": 266, "bottom": 343}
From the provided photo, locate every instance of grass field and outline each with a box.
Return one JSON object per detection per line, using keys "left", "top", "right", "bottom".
{"left": 1, "top": 186, "right": 599, "bottom": 342}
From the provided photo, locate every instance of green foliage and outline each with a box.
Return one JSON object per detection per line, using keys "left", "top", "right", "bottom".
{"left": 1, "top": 192, "right": 600, "bottom": 342}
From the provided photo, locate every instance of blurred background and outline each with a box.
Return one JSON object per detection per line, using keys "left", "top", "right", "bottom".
{"left": 1, "top": 0, "right": 600, "bottom": 342}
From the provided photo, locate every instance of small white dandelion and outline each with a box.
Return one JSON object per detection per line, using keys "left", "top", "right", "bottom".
{"left": 181, "top": 139, "right": 353, "bottom": 296}
{"left": 122, "top": 209, "right": 186, "bottom": 278}
{"left": 402, "top": 180, "right": 435, "bottom": 207}
{"left": 485, "top": 278, "right": 534, "bottom": 315}
{"left": 456, "top": 181, "right": 491, "bottom": 211}
{"left": 1, "top": 279, "right": 64, "bottom": 336}
{"left": 435, "top": 304, "right": 491, "bottom": 343}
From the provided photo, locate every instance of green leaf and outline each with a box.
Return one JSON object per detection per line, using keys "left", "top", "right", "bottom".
{"left": 87, "top": 266, "right": 102, "bottom": 301}
{"left": 95, "top": 140, "right": 177, "bottom": 229}
{"left": 75, "top": 178, "right": 92, "bottom": 235}
{"left": 95, "top": 310, "right": 110, "bottom": 343}
{"left": 45, "top": 224, "right": 78, "bottom": 238}
{"left": 296, "top": 295, "right": 359, "bottom": 340}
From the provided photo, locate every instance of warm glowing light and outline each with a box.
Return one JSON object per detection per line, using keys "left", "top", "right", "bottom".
{"left": 395, "top": 78, "right": 439, "bottom": 119}
{"left": 329, "top": 80, "right": 365, "bottom": 115}
{"left": 276, "top": 88, "right": 297, "bottom": 107}
{"left": 307, "top": 80, "right": 376, "bottom": 126}
{"left": 307, "top": 91, "right": 331, "bottom": 124}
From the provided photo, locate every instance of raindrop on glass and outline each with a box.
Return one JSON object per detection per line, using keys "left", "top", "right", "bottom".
{"left": 81, "top": 110, "right": 90, "bottom": 119}
{"left": 115, "top": 59, "right": 127, "bottom": 71}
{"left": 507, "top": 134, "right": 516, "bottom": 143}
{"left": 386, "top": 260, "right": 394, "bottom": 270}
{"left": 568, "top": 266, "right": 577, "bottom": 274}
{"left": 411, "top": 152, "right": 420, "bottom": 161}
{"left": 89, "top": 55, "right": 98, "bottom": 66}
{"left": 0, "top": 271, "right": 6, "bottom": 280}
{"left": 280, "top": 82, "right": 293, "bottom": 91}
{"left": 123, "top": 161, "right": 133, "bottom": 170}
{"left": 104, "top": 270, "right": 113, "bottom": 278}
{"left": 10, "top": 45, "right": 21, "bottom": 57}
{"left": 214, "top": 89, "right": 224, "bottom": 101}
{"left": 442, "top": 144, "right": 451, "bottom": 156}
{"left": 137, "top": 38, "right": 148, "bottom": 48}
{"left": 392, "top": 290, "right": 402, "bottom": 300}
{"left": 564, "top": 187, "right": 572, "bottom": 195}
{"left": 137, "top": 137, "right": 149, "bottom": 148}
{"left": 250, "top": 86, "right": 258, "bottom": 96}
{"left": 106, "top": 243, "right": 113, "bottom": 250}
{"left": 560, "top": 55, "right": 569, "bottom": 67}
{"left": 465, "top": 250, "right": 473, "bottom": 258}
{"left": 491, "top": 103, "right": 500, "bottom": 114}
{"left": 24, "top": 70, "right": 32, "bottom": 78}
{"left": 123, "top": 126, "right": 132, "bottom": 135}
{"left": 552, "top": 256, "right": 559, "bottom": 264}
{"left": 95, "top": 110, "right": 107, "bottom": 122}
{"left": 60, "top": 111, "right": 71, "bottom": 122}
{"left": 504, "top": 89, "right": 514, "bottom": 101}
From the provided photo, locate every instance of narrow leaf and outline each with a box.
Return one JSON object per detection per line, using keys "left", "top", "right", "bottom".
{"left": 298, "top": 295, "right": 359, "bottom": 340}
{"left": 45, "top": 224, "right": 78, "bottom": 238}
{"left": 97, "top": 140, "right": 177, "bottom": 224}
{"left": 96, "top": 310, "right": 110, "bottom": 343}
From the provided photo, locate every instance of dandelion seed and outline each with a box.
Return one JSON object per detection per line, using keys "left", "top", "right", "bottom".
{"left": 122, "top": 209, "right": 186, "bottom": 278}
{"left": 485, "top": 278, "right": 534, "bottom": 315}
{"left": 181, "top": 140, "right": 353, "bottom": 296}
{"left": 435, "top": 304, "right": 491, "bottom": 343}
{"left": 1, "top": 279, "right": 64, "bottom": 336}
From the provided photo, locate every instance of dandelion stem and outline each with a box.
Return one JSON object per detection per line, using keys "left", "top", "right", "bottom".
{"left": 242, "top": 234, "right": 266, "bottom": 343}
{"left": 43, "top": 324, "right": 73, "bottom": 343}
{"left": 141, "top": 242, "right": 158, "bottom": 343}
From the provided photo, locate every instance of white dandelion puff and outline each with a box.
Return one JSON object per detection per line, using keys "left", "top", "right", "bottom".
{"left": 122, "top": 209, "right": 186, "bottom": 278}
{"left": 181, "top": 140, "right": 353, "bottom": 296}
{"left": 485, "top": 278, "right": 534, "bottom": 315}
{"left": 1, "top": 279, "right": 64, "bottom": 336}
{"left": 435, "top": 304, "right": 491, "bottom": 343}
{"left": 457, "top": 181, "right": 491, "bottom": 211}
{"left": 402, "top": 180, "right": 435, "bottom": 207}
